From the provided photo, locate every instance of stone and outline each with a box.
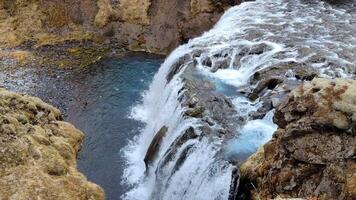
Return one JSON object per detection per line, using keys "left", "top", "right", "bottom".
{"left": 0, "top": 88, "right": 104, "bottom": 200}
{"left": 144, "top": 126, "right": 169, "bottom": 167}
{"left": 240, "top": 78, "right": 356, "bottom": 200}
{"left": 118, "top": 0, "right": 151, "bottom": 25}
{"left": 95, "top": 0, "right": 115, "bottom": 27}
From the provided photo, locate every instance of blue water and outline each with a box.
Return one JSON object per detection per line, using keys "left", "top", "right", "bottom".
{"left": 0, "top": 54, "right": 163, "bottom": 200}
{"left": 66, "top": 56, "right": 162, "bottom": 200}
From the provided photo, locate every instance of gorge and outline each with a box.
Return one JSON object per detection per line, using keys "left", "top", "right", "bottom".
{"left": 0, "top": 0, "right": 355, "bottom": 200}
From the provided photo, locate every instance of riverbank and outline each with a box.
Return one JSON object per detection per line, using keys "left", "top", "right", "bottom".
{"left": 0, "top": 41, "right": 127, "bottom": 70}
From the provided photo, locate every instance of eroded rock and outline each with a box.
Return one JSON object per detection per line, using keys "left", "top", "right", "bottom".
{"left": 0, "top": 0, "right": 240, "bottom": 55}
{"left": 0, "top": 88, "right": 104, "bottom": 200}
{"left": 240, "top": 78, "right": 356, "bottom": 200}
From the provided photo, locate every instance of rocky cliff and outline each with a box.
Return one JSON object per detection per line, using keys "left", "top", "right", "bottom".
{"left": 0, "top": 0, "right": 240, "bottom": 55}
{"left": 0, "top": 88, "right": 104, "bottom": 199}
{"left": 240, "top": 78, "right": 356, "bottom": 200}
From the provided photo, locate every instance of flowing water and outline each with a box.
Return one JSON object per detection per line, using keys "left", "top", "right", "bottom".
{"left": 0, "top": 0, "right": 355, "bottom": 199}
{"left": 0, "top": 55, "right": 163, "bottom": 200}
{"left": 123, "top": 0, "right": 355, "bottom": 199}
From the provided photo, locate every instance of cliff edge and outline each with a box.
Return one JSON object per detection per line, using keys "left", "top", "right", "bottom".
{"left": 0, "top": 88, "right": 104, "bottom": 200}
{"left": 240, "top": 78, "right": 356, "bottom": 200}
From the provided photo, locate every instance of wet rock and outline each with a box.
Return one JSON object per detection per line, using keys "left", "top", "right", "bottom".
{"left": 180, "top": 66, "right": 241, "bottom": 134}
{"left": 185, "top": 106, "right": 205, "bottom": 118}
{"left": 153, "top": 127, "right": 198, "bottom": 198}
{"left": 155, "top": 127, "right": 198, "bottom": 179}
{"left": 170, "top": 144, "right": 194, "bottom": 174}
{"left": 251, "top": 62, "right": 318, "bottom": 86}
{"left": 202, "top": 57, "right": 212, "bottom": 67}
{"left": 228, "top": 166, "right": 240, "bottom": 200}
{"left": 211, "top": 59, "right": 231, "bottom": 72}
{"left": 240, "top": 78, "right": 356, "bottom": 200}
{"left": 249, "top": 77, "right": 283, "bottom": 98}
{"left": 0, "top": 88, "right": 104, "bottom": 200}
{"left": 166, "top": 54, "right": 192, "bottom": 82}
{"left": 249, "top": 43, "right": 273, "bottom": 55}
{"left": 248, "top": 62, "right": 319, "bottom": 119}
{"left": 144, "top": 126, "right": 169, "bottom": 168}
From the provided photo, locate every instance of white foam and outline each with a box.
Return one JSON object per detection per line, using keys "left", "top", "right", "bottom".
{"left": 122, "top": 0, "right": 355, "bottom": 199}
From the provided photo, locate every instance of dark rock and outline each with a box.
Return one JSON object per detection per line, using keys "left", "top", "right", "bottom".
{"left": 166, "top": 54, "right": 192, "bottom": 82}
{"left": 156, "top": 127, "right": 197, "bottom": 173}
{"left": 211, "top": 59, "right": 231, "bottom": 72}
{"left": 202, "top": 57, "right": 212, "bottom": 67}
{"left": 144, "top": 126, "right": 169, "bottom": 168}
{"left": 170, "top": 144, "right": 194, "bottom": 174}
{"left": 228, "top": 166, "right": 240, "bottom": 200}
{"left": 249, "top": 77, "right": 283, "bottom": 98}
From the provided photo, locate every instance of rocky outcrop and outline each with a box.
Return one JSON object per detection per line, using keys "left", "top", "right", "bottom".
{"left": 0, "top": 0, "right": 240, "bottom": 56}
{"left": 0, "top": 88, "right": 104, "bottom": 199}
{"left": 239, "top": 78, "right": 356, "bottom": 200}
{"left": 246, "top": 62, "right": 319, "bottom": 119}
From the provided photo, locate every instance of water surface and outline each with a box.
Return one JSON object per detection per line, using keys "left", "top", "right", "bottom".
{"left": 0, "top": 54, "right": 163, "bottom": 200}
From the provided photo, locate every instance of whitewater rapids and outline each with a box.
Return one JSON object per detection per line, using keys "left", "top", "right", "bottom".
{"left": 122, "top": 0, "right": 355, "bottom": 199}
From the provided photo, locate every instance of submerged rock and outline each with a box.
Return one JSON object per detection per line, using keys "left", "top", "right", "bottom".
{"left": 0, "top": 88, "right": 104, "bottom": 199}
{"left": 240, "top": 78, "right": 356, "bottom": 200}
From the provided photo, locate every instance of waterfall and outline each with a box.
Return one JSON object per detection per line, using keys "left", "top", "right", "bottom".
{"left": 122, "top": 0, "right": 355, "bottom": 199}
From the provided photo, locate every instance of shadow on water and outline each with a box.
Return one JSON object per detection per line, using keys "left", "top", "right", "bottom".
{"left": 0, "top": 53, "right": 163, "bottom": 200}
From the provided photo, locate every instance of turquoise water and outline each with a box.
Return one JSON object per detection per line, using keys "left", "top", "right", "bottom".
{"left": 67, "top": 56, "right": 162, "bottom": 199}
{"left": 0, "top": 54, "right": 162, "bottom": 200}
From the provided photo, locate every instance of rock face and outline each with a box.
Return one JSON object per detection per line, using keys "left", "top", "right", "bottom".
{"left": 0, "top": 0, "right": 240, "bottom": 55}
{"left": 0, "top": 88, "right": 104, "bottom": 200}
{"left": 240, "top": 78, "right": 356, "bottom": 200}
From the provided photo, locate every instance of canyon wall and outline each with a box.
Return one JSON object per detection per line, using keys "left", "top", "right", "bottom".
{"left": 0, "top": 0, "right": 240, "bottom": 55}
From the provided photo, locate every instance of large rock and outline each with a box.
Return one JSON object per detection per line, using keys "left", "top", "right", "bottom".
{"left": 240, "top": 78, "right": 356, "bottom": 200}
{"left": 0, "top": 88, "right": 104, "bottom": 200}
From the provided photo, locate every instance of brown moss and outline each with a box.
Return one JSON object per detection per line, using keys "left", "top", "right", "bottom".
{"left": 0, "top": 88, "right": 105, "bottom": 199}
{"left": 44, "top": 4, "right": 70, "bottom": 28}
{"left": 35, "top": 31, "right": 95, "bottom": 47}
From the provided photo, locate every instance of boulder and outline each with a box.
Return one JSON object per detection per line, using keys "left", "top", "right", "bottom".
{"left": 240, "top": 78, "right": 356, "bottom": 200}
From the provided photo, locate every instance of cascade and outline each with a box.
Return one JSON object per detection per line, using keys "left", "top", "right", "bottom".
{"left": 122, "top": 0, "right": 355, "bottom": 199}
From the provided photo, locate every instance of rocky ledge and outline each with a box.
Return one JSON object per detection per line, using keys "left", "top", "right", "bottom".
{"left": 240, "top": 78, "right": 356, "bottom": 200}
{"left": 0, "top": 88, "right": 104, "bottom": 199}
